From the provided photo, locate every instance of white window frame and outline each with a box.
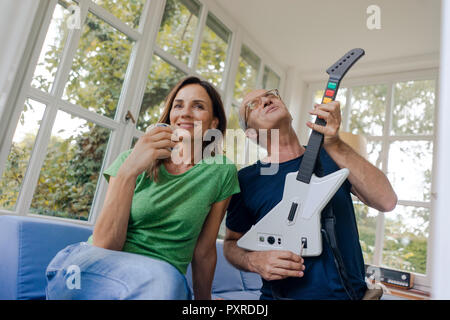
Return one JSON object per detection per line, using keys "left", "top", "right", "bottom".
{"left": 227, "top": 31, "right": 286, "bottom": 112}
{"left": 306, "top": 68, "right": 439, "bottom": 291}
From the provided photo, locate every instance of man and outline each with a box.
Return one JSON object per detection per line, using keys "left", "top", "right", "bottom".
{"left": 223, "top": 89, "right": 397, "bottom": 300}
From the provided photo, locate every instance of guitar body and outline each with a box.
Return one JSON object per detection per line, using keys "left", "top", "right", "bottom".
{"left": 237, "top": 168, "right": 349, "bottom": 256}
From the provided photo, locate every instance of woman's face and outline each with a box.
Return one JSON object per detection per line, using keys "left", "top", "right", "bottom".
{"left": 169, "top": 83, "right": 219, "bottom": 140}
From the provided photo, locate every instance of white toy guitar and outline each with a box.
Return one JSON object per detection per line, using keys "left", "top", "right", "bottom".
{"left": 237, "top": 48, "right": 365, "bottom": 257}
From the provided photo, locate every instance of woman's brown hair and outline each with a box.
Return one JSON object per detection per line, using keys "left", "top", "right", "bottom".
{"left": 147, "top": 76, "right": 227, "bottom": 181}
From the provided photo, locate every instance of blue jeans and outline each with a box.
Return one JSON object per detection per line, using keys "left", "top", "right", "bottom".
{"left": 45, "top": 242, "right": 192, "bottom": 300}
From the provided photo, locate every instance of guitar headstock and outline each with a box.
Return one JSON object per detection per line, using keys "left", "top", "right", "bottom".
{"left": 326, "top": 48, "right": 365, "bottom": 80}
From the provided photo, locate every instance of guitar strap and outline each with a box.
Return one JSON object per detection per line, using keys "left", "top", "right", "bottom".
{"left": 315, "top": 159, "right": 359, "bottom": 300}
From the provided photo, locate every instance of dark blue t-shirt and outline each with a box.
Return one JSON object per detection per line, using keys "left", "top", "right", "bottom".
{"left": 226, "top": 149, "right": 367, "bottom": 300}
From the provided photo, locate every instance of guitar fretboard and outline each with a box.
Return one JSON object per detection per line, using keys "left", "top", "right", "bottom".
{"left": 296, "top": 79, "right": 340, "bottom": 183}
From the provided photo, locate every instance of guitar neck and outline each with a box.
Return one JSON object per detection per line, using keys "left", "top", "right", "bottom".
{"left": 296, "top": 77, "right": 341, "bottom": 183}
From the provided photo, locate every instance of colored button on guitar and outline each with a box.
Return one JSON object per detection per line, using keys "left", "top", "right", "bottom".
{"left": 322, "top": 97, "right": 332, "bottom": 104}
{"left": 327, "top": 82, "right": 337, "bottom": 89}
{"left": 325, "top": 89, "right": 335, "bottom": 97}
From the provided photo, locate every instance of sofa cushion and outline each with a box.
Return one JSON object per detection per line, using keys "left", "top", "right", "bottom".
{"left": 0, "top": 215, "right": 92, "bottom": 300}
{"left": 213, "top": 290, "right": 260, "bottom": 300}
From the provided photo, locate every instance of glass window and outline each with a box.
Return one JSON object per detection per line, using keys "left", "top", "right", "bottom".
{"left": 313, "top": 89, "right": 324, "bottom": 104}
{"left": 262, "top": 66, "right": 280, "bottom": 90}
{"left": 383, "top": 205, "right": 429, "bottom": 274}
{"left": 30, "top": 110, "right": 111, "bottom": 221}
{"left": 91, "top": 0, "right": 146, "bottom": 29}
{"left": 387, "top": 140, "right": 433, "bottom": 202}
{"left": 327, "top": 78, "right": 437, "bottom": 278}
{"left": 366, "top": 140, "right": 383, "bottom": 169}
{"left": 392, "top": 80, "right": 435, "bottom": 135}
{"left": 225, "top": 103, "right": 246, "bottom": 170}
{"left": 63, "top": 12, "right": 134, "bottom": 118}
{"left": 0, "top": 100, "right": 46, "bottom": 210}
{"left": 225, "top": 103, "right": 267, "bottom": 170}
{"left": 137, "top": 55, "right": 187, "bottom": 132}
{"left": 354, "top": 201, "right": 378, "bottom": 264}
{"left": 233, "top": 45, "right": 260, "bottom": 102}
{"left": 156, "top": 0, "right": 200, "bottom": 65}
{"left": 349, "top": 84, "right": 387, "bottom": 136}
{"left": 196, "top": 12, "right": 231, "bottom": 87}
{"left": 31, "top": 1, "right": 75, "bottom": 92}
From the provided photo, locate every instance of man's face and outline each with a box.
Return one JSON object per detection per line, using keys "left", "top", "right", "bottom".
{"left": 240, "top": 89, "right": 292, "bottom": 132}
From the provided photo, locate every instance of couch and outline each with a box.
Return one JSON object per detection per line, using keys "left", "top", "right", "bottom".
{"left": 0, "top": 215, "right": 262, "bottom": 300}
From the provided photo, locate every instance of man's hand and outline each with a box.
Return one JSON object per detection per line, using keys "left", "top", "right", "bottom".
{"left": 247, "top": 250, "right": 305, "bottom": 281}
{"left": 307, "top": 101, "right": 342, "bottom": 148}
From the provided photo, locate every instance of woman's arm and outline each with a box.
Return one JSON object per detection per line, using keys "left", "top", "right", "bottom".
{"left": 92, "top": 126, "right": 175, "bottom": 250}
{"left": 91, "top": 172, "right": 137, "bottom": 251}
{"left": 191, "top": 197, "right": 231, "bottom": 300}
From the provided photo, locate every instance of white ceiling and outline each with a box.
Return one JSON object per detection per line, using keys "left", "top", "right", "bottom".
{"left": 214, "top": 0, "right": 441, "bottom": 77}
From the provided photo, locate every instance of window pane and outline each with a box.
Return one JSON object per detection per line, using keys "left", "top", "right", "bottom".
{"left": 91, "top": 0, "right": 146, "bottom": 29}
{"left": 392, "top": 80, "right": 436, "bottom": 135}
{"left": 63, "top": 12, "right": 134, "bottom": 118}
{"left": 349, "top": 84, "right": 387, "bottom": 136}
{"left": 156, "top": 0, "right": 200, "bottom": 65}
{"left": 196, "top": 13, "right": 230, "bottom": 87}
{"left": 30, "top": 111, "right": 110, "bottom": 221}
{"left": 225, "top": 104, "right": 267, "bottom": 169}
{"left": 354, "top": 201, "right": 378, "bottom": 265}
{"left": 225, "top": 104, "right": 245, "bottom": 170}
{"left": 262, "top": 66, "right": 280, "bottom": 90}
{"left": 0, "top": 100, "right": 46, "bottom": 210}
{"left": 137, "top": 55, "right": 186, "bottom": 131}
{"left": 233, "top": 45, "right": 261, "bottom": 102}
{"left": 367, "top": 140, "right": 383, "bottom": 169}
{"left": 31, "top": 1, "right": 75, "bottom": 92}
{"left": 383, "top": 205, "right": 429, "bottom": 275}
{"left": 387, "top": 140, "right": 433, "bottom": 202}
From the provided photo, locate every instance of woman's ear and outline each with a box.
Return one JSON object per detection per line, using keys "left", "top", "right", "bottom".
{"left": 210, "top": 117, "right": 219, "bottom": 129}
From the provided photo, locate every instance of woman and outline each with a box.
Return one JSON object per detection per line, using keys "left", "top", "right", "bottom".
{"left": 45, "top": 76, "right": 240, "bottom": 300}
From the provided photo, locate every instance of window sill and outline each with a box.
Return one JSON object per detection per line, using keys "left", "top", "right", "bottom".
{"left": 386, "top": 286, "right": 430, "bottom": 300}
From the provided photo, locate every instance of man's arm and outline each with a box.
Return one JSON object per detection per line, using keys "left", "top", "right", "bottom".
{"left": 307, "top": 101, "right": 397, "bottom": 212}
{"left": 223, "top": 228, "right": 305, "bottom": 281}
{"left": 325, "top": 139, "right": 397, "bottom": 212}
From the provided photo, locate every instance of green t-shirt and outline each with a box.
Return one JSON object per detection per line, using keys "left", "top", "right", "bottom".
{"left": 88, "top": 150, "right": 240, "bottom": 274}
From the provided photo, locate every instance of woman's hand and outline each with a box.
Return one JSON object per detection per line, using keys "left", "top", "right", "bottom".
{"left": 119, "top": 125, "right": 177, "bottom": 178}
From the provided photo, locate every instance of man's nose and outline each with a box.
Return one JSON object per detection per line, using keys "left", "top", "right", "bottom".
{"left": 260, "top": 96, "right": 271, "bottom": 108}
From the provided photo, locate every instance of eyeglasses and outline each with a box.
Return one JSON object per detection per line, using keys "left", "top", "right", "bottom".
{"left": 241, "top": 89, "right": 281, "bottom": 129}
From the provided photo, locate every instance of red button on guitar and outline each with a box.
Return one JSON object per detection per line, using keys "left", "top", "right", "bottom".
{"left": 325, "top": 89, "right": 335, "bottom": 97}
